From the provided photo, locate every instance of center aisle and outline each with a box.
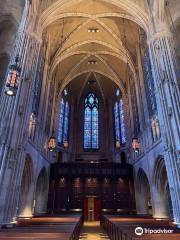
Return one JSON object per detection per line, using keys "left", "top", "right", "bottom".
{"left": 79, "top": 222, "right": 110, "bottom": 240}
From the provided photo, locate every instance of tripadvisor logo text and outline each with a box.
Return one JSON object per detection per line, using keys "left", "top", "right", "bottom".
{"left": 135, "top": 227, "right": 174, "bottom": 235}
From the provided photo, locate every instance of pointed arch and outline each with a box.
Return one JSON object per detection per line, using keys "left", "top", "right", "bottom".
{"left": 34, "top": 167, "right": 49, "bottom": 214}
{"left": 152, "top": 157, "right": 173, "bottom": 218}
{"left": 18, "top": 154, "right": 34, "bottom": 217}
{"left": 136, "top": 168, "right": 152, "bottom": 215}
{"left": 38, "top": 0, "right": 149, "bottom": 32}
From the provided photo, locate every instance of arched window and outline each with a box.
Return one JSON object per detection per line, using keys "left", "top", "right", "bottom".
{"left": 84, "top": 93, "right": 99, "bottom": 149}
{"left": 114, "top": 97, "right": 126, "bottom": 146}
{"left": 58, "top": 98, "right": 69, "bottom": 144}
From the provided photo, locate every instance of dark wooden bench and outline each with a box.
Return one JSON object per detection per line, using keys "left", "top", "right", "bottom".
{"left": 101, "top": 215, "right": 179, "bottom": 240}
{"left": 0, "top": 232, "right": 72, "bottom": 240}
{"left": 0, "top": 215, "right": 83, "bottom": 240}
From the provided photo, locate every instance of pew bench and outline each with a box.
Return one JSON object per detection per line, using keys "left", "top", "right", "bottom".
{"left": 101, "top": 215, "right": 179, "bottom": 240}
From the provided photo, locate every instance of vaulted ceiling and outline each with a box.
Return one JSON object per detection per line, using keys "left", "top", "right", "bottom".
{"left": 40, "top": 0, "right": 145, "bottom": 96}
{"left": 67, "top": 71, "right": 118, "bottom": 102}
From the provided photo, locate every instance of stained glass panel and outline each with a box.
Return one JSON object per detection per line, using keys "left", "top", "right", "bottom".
{"left": 130, "top": 77, "right": 140, "bottom": 135}
{"left": 84, "top": 107, "right": 91, "bottom": 148}
{"left": 84, "top": 93, "right": 99, "bottom": 149}
{"left": 92, "top": 107, "right": 99, "bottom": 149}
{"left": 63, "top": 102, "right": 69, "bottom": 142}
{"left": 114, "top": 102, "right": 120, "bottom": 141}
{"left": 119, "top": 99, "right": 126, "bottom": 144}
{"left": 143, "top": 49, "right": 157, "bottom": 116}
{"left": 58, "top": 98, "right": 69, "bottom": 145}
{"left": 58, "top": 99, "right": 64, "bottom": 143}
{"left": 114, "top": 99, "right": 126, "bottom": 146}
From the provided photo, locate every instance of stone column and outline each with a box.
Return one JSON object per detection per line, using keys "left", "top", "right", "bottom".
{"left": 0, "top": 2, "right": 42, "bottom": 225}
{"left": 148, "top": 29, "right": 180, "bottom": 223}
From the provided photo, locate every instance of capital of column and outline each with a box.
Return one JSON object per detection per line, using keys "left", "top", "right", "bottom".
{"left": 25, "top": 29, "right": 43, "bottom": 45}
{"left": 147, "top": 29, "right": 172, "bottom": 45}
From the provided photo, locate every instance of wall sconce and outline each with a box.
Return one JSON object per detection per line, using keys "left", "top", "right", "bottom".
{"left": 48, "top": 136, "right": 56, "bottom": 151}
{"left": 116, "top": 140, "right": 121, "bottom": 148}
{"left": 64, "top": 140, "right": 69, "bottom": 148}
{"left": 132, "top": 137, "right": 140, "bottom": 153}
{"left": 5, "top": 55, "right": 21, "bottom": 96}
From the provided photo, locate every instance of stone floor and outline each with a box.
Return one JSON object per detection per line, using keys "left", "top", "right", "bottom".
{"left": 79, "top": 222, "right": 110, "bottom": 240}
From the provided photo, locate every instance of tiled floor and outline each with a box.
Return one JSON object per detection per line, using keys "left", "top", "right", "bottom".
{"left": 79, "top": 222, "right": 110, "bottom": 240}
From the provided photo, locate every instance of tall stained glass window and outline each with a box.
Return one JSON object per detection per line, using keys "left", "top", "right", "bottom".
{"left": 114, "top": 97, "right": 126, "bottom": 146}
{"left": 130, "top": 76, "right": 140, "bottom": 135}
{"left": 119, "top": 99, "right": 126, "bottom": 144}
{"left": 84, "top": 93, "right": 99, "bottom": 149}
{"left": 114, "top": 102, "right": 121, "bottom": 142}
{"left": 63, "top": 101, "right": 69, "bottom": 143}
{"left": 58, "top": 98, "right": 69, "bottom": 144}
{"left": 143, "top": 48, "right": 157, "bottom": 116}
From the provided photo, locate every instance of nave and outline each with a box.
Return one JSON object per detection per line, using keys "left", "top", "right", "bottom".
{"left": 79, "top": 222, "right": 110, "bottom": 240}
{"left": 0, "top": 213, "right": 180, "bottom": 240}
{"left": 0, "top": 214, "right": 179, "bottom": 240}
{"left": 0, "top": 0, "right": 180, "bottom": 238}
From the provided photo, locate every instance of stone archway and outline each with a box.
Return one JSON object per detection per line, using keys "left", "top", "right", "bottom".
{"left": 34, "top": 167, "right": 49, "bottom": 215}
{"left": 152, "top": 157, "right": 173, "bottom": 219}
{"left": 18, "top": 155, "right": 34, "bottom": 217}
{"left": 136, "top": 168, "right": 152, "bottom": 215}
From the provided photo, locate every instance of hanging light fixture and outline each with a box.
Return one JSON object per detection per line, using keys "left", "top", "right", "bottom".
{"left": 48, "top": 135, "right": 56, "bottom": 151}
{"left": 5, "top": 55, "right": 21, "bottom": 96}
{"left": 132, "top": 138, "right": 140, "bottom": 153}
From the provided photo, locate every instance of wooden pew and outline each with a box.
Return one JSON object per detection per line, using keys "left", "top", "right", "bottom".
{"left": 0, "top": 215, "right": 83, "bottom": 240}
{"left": 101, "top": 215, "right": 179, "bottom": 240}
{"left": 0, "top": 232, "right": 72, "bottom": 240}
